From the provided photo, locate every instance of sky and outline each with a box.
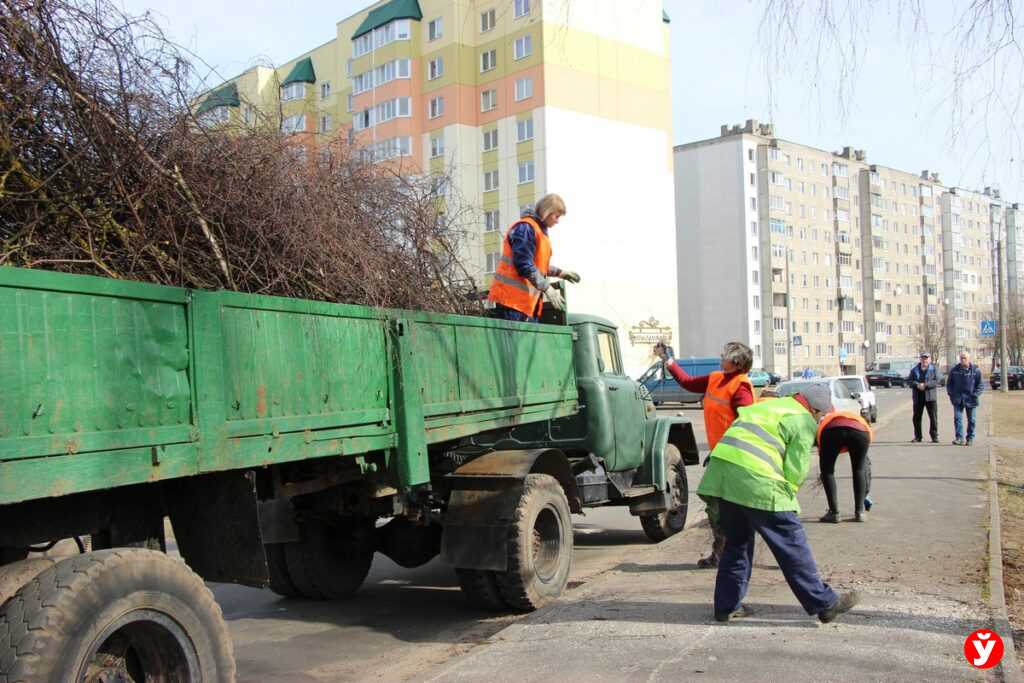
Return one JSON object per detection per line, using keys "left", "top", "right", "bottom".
{"left": 118, "top": 0, "right": 1024, "bottom": 202}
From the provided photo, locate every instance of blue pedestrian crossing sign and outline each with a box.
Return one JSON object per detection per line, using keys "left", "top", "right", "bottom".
{"left": 980, "top": 320, "right": 996, "bottom": 337}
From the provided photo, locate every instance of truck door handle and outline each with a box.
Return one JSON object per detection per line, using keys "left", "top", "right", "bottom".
{"left": 608, "top": 386, "right": 619, "bottom": 391}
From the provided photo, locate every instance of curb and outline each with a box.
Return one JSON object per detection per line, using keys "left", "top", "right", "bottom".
{"left": 988, "top": 400, "right": 1023, "bottom": 682}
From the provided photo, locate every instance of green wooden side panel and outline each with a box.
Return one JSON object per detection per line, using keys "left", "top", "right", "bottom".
{"left": 0, "top": 270, "right": 192, "bottom": 461}
{"left": 217, "top": 302, "right": 390, "bottom": 436}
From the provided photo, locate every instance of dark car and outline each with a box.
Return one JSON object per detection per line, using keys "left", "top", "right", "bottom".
{"left": 767, "top": 371, "right": 783, "bottom": 384}
{"left": 865, "top": 369, "right": 905, "bottom": 388}
{"left": 991, "top": 366, "right": 1024, "bottom": 390}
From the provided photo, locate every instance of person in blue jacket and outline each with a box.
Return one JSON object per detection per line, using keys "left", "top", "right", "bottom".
{"left": 946, "top": 352, "right": 984, "bottom": 445}
{"left": 907, "top": 353, "right": 941, "bottom": 443}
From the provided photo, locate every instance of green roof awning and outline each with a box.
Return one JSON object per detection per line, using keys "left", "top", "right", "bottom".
{"left": 282, "top": 57, "right": 316, "bottom": 86}
{"left": 663, "top": 9, "right": 670, "bottom": 23}
{"left": 352, "top": 0, "right": 422, "bottom": 40}
{"left": 196, "top": 83, "right": 239, "bottom": 114}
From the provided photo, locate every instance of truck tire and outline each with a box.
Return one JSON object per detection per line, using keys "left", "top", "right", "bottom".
{"left": 870, "top": 405, "right": 878, "bottom": 423}
{"left": 454, "top": 568, "right": 507, "bottom": 610}
{"left": 284, "top": 518, "right": 373, "bottom": 599}
{"left": 495, "top": 474, "right": 573, "bottom": 612}
{"left": 264, "top": 543, "right": 303, "bottom": 598}
{"left": 640, "top": 445, "right": 689, "bottom": 541}
{"left": 0, "top": 549, "right": 234, "bottom": 682}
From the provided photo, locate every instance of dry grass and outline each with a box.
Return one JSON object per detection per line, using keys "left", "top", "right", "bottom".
{"left": 993, "top": 392, "right": 1024, "bottom": 656}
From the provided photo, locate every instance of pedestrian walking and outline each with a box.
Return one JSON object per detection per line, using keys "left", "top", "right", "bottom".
{"left": 907, "top": 352, "right": 941, "bottom": 443}
{"left": 696, "top": 383, "right": 860, "bottom": 623}
{"left": 946, "top": 352, "right": 984, "bottom": 445}
{"left": 816, "top": 410, "right": 873, "bottom": 523}
{"left": 656, "top": 341, "right": 754, "bottom": 569}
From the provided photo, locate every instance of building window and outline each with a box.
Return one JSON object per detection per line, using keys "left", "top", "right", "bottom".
{"left": 483, "top": 169, "right": 499, "bottom": 192}
{"left": 517, "top": 117, "right": 534, "bottom": 142}
{"left": 753, "top": 295, "right": 760, "bottom": 309}
{"left": 197, "top": 106, "right": 230, "bottom": 126}
{"left": 242, "top": 106, "right": 254, "bottom": 124}
{"left": 485, "top": 210, "right": 500, "bottom": 232}
{"left": 482, "top": 128, "right": 498, "bottom": 151}
{"left": 514, "top": 76, "right": 533, "bottom": 101}
{"left": 346, "top": 94, "right": 353, "bottom": 112}
{"left": 320, "top": 82, "right": 331, "bottom": 99}
{"left": 280, "top": 82, "right": 305, "bottom": 101}
{"left": 485, "top": 252, "right": 499, "bottom": 273}
{"left": 428, "top": 17, "right": 442, "bottom": 41}
{"left": 514, "top": 0, "right": 531, "bottom": 18}
{"left": 429, "top": 57, "right": 443, "bottom": 80}
{"left": 514, "top": 34, "right": 532, "bottom": 60}
{"left": 430, "top": 135, "right": 444, "bottom": 158}
{"left": 518, "top": 160, "right": 535, "bottom": 184}
{"left": 481, "top": 88, "right": 497, "bottom": 111}
{"left": 281, "top": 114, "right": 305, "bottom": 134}
{"left": 429, "top": 96, "right": 444, "bottom": 119}
{"left": 318, "top": 115, "right": 332, "bottom": 133}
{"left": 480, "top": 49, "right": 497, "bottom": 72}
{"left": 480, "top": 9, "right": 495, "bottom": 32}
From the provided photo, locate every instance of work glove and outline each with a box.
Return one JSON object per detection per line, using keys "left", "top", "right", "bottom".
{"left": 546, "top": 286, "right": 565, "bottom": 311}
{"left": 550, "top": 266, "right": 581, "bottom": 283}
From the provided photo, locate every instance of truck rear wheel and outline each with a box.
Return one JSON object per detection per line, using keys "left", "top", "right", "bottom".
{"left": 455, "top": 568, "right": 507, "bottom": 610}
{"left": 495, "top": 473, "right": 573, "bottom": 612}
{"left": 264, "top": 543, "right": 303, "bottom": 598}
{"left": 0, "top": 549, "right": 234, "bottom": 682}
{"left": 284, "top": 518, "right": 374, "bottom": 599}
{"left": 640, "top": 445, "right": 689, "bottom": 541}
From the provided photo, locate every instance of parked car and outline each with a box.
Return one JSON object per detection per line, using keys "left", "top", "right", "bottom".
{"left": 774, "top": 378, "right": 862, "bottom": 415}
{"left": 865, "top": 369, "right": 906, "bottom": 388}
{"left": 991, "top": 366, "right": 1024, "bottom": 390}
{"left": 835, "top": 375, "right": 877, "bottom": 423}
{"left": 748, "top": 370, "right": 772, "bottom": 387}
{"left": 767, "top": 371, "right": 783, "bottom": 385}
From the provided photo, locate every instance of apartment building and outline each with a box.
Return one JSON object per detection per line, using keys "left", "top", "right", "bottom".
{"left": 193, "top": 0, "right": 679, "bottom": 372}
{"left": 675, "top": 121, "right": 1018, "bottom": 377}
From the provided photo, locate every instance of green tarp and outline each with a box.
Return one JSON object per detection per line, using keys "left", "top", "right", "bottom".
{"left": 352, "top": 0, "right": 422, "bottom": 40}
{"left": 282, "top": 57, "right": 316, "bottom": 85}
{"left": 196, "top": 83, "right": 239, "bottom": 115}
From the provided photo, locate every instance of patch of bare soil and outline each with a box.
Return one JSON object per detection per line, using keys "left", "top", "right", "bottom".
{"left": 993, "top": 392, "right": 1024, "bottom": 663}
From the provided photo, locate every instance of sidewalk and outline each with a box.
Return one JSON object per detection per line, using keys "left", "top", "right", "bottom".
{"left": 418, "top": 398, "right": 1021, "bottom": 683}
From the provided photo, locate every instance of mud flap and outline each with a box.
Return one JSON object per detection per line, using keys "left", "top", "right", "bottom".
{"left": 440, "top": 488, "right": 518, "bottom": 571}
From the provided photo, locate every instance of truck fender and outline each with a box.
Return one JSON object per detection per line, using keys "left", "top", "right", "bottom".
{"left": 440, "top": 449, "right": 580, "bottom": 571}
{"left": 659, "top": 415, "right": 700, "bottom": 466}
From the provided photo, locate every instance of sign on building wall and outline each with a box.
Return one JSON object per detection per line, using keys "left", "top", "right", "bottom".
{"left": 628, "top": 317, "right": 673, "bottom": 346}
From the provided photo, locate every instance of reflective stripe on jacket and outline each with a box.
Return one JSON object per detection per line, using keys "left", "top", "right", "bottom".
{"left": 711, "top": 397, "right": 808, "bottom": 490}
{"left": 816, "top": 410, "right": 873, "bottom": 452}
{"left": 487, "top": 216, "right": 552, "bottom": 317}
{"left": 703, "top": 371, "right": 753, "bottom": 450}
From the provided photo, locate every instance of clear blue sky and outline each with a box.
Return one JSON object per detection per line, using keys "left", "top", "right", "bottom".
{"left": 121, "top": 0, "right": 1023, "bottom": 202}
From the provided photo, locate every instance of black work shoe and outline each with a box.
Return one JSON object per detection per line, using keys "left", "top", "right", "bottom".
{"left": 931, "top": 437, "right": 940, "bottom": 443}
{"left": 819, "top": 591, "right": 860, "bottom": 623}
{"left": 911, "top": 438, "right": 922, "bottom": 443}
{"left": 819, "top": 511, "right": 841, "bottom": 524}
{"left": 966, "top": 439, "right": 974, "bottom": 446}
{"left": 697, "top": 555, "right": 719, "bottom": 569}
{"left": 714, "top": 604, "right": 751, "bottom": 622}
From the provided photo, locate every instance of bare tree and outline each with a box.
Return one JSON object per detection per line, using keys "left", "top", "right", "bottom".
{"left": 0, "top": 0, "right": 482, "bottom": 313}
{"left": 915, "top": 309, "right": 953, "bottom": 360}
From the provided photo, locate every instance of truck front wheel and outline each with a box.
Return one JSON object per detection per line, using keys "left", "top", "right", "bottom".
{"left": 495, "top": 473, "right": 573, "bottom": 611}
{"left": 640, "top": 445, "right": 689, "bottom": 541}
{"left": 0, "top": 549, "right": 234, "bottom": 682}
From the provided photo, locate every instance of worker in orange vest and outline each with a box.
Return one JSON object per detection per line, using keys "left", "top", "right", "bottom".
{"left": 816, "top": 410, "right": 874, "bottom": 523}
{"left": 656, "top": 341, "right": 754, "bottom": 568}
{"left": 487, "top": 194, "right": 579, "bottom": 323}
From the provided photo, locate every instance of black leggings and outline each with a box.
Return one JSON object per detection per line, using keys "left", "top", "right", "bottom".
{"left": 818, "top": 427, "right": 871, "bottom": 515}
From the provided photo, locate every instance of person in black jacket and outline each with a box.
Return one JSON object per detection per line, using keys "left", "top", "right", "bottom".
{"left": 907, "top": 353, "right": 941, "bottom": 443}
{"left": 946, "top": 352, "right": 984, "bottom": 445}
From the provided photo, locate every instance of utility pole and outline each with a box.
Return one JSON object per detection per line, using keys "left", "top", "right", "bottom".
{"left": 998, "top": 225, "right": 1008, "bottom": 393}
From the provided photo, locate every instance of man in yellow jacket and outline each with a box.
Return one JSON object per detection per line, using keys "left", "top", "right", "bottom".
{"left": 696, "top": 382, "right": 859, "bottom": 623}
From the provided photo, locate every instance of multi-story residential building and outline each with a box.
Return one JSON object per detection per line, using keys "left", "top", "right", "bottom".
{"left": 193, "top": 0, "right": 679, "bottom": 372}
{"left": 675, "top": 121, "right": 1019, "bottom": 378}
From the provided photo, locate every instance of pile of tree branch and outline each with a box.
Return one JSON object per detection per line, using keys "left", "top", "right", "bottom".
{"left": 0, "top": 0, "right": 481, "bottom": 313}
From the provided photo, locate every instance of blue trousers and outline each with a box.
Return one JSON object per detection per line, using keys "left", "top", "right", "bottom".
{"left": 493, "top": 303, "right": 537, "bottom": 323}
{"left": 951, "top": 402, "right": 977, "bottom": 441}
{"left": 715, "top": 499, "right": 838, "bottom": 616}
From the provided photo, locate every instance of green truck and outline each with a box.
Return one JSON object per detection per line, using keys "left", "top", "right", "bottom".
{"left": 0, "top": 266, "right": 697, "bottom": 681}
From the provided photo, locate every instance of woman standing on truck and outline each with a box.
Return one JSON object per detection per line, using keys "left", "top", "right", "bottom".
{"left": 488, "top": 194, "right": 580, "bottom": 322}
{"left": 656, "top": 341, "right": 753, "bottom": 568}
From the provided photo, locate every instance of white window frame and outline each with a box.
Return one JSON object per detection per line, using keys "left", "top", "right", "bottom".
{"left": 514, "top": 35, "right": 532, "bottom": 60}
{"left": 517, "top": 160, "right": 535, "bottom": 184}
{"left": 516, "top": 117, "right": 533, "bottom": 142}
{"left": 429, "top": 57, "right": 443, "bottom": 80}
{"left": 320, "top": 81, "right": 331, "bottom": 99}
{"left": 430, "top": 135, "right": 444, "bottom": 158}
{"left": 318, "top": 114, "right": 332, "bottom": 133}
{"left": 514, "top": 76, "right": 533, "bottom": 101}
{"left": 514, "top": 0, "right": 530, "bottom": 18}
{"left": 482, "top": 128, "right": 498, "bottom": 151}
{"left": 428, "top": 17, "right": 443, "bottom": 41}
{"left": 480, "top": 49, "right": 496, "bottom": 73}
{"left": 485, "top": 210, "right": 501, "bottom": 232}
{"left": 429, "top": 97, "right": 444, "bottom": 119}
{"left": 483, "top": 169, "right": 499, "bottom": 192}
{"left": 280, "top": 82, "right": 305, "bottom": 102}
{"left": 481, "top": 88, "right": 497, "bottom": 112}
{"left": 281, "top": 114, "right": 305, "bottom": 134}
{"left": 480, "top": 9, "right": 495, "bottom": 32}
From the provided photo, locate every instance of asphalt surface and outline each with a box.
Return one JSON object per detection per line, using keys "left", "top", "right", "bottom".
{"left": 417, "top": 393, "right": 1023, "bottom": 683}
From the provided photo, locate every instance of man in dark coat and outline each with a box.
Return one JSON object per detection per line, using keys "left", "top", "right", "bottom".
{"left": 946, "top": 352, "right": 984, "bottom": 445}
{"left": 907, "top": 353, "right": 941, "bottom": 443}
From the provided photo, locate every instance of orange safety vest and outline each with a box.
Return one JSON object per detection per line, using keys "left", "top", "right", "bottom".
{"left": 816, "top": 410, "right": 873, "bottom": 452}
{"left": 703, "top": 371, "right": 753, "bottom": 450}
{"left": 487, "top": 217, "right": 552, "bottom": 317}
